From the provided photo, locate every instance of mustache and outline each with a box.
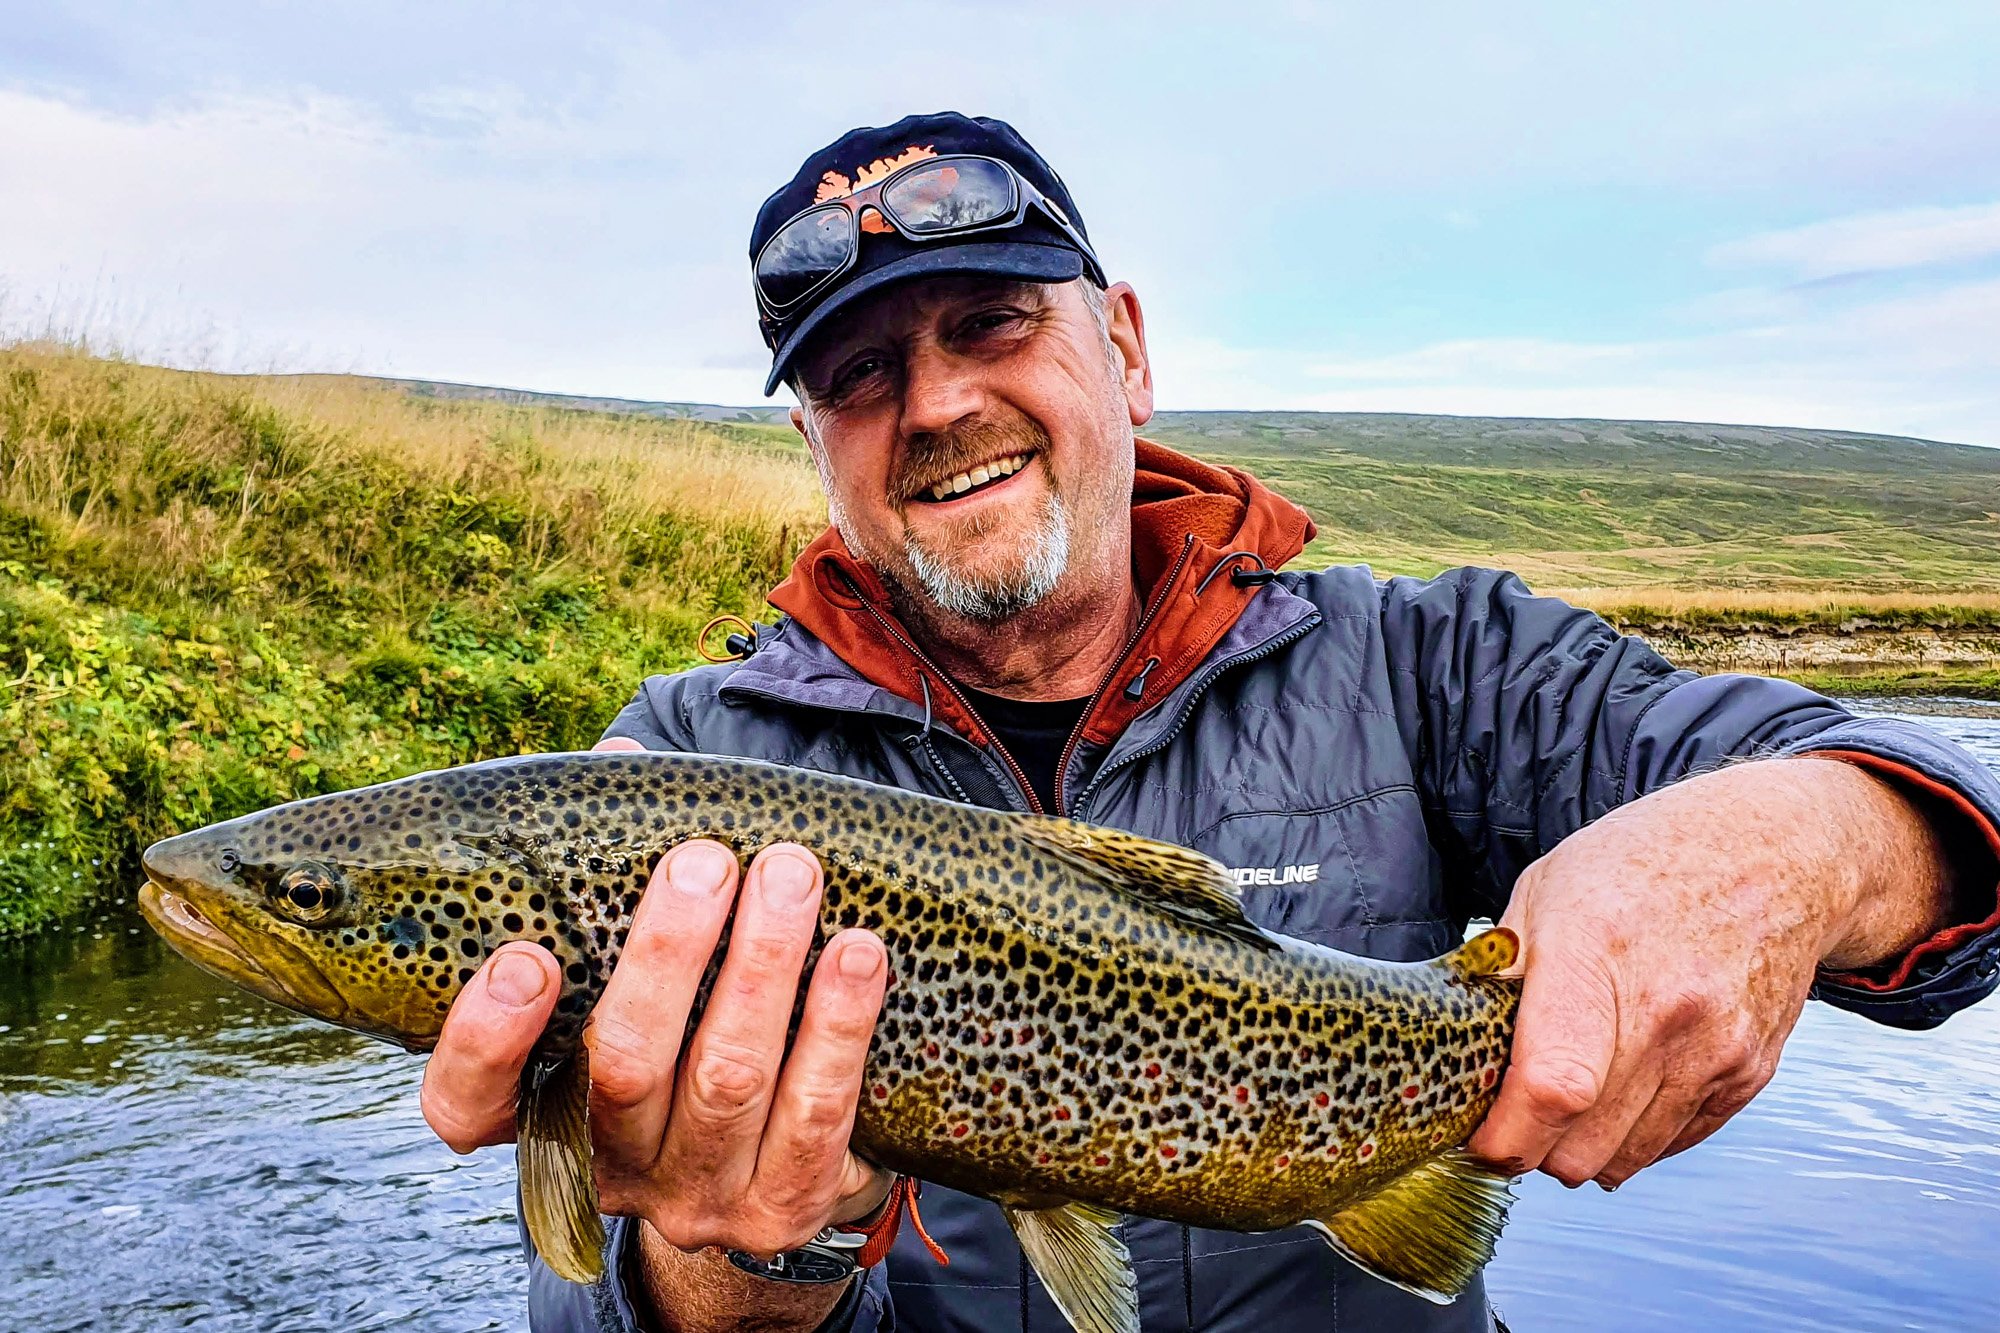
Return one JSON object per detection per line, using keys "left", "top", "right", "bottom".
{"left": 890, "top": 416, "right": 1052, "bottom": 503}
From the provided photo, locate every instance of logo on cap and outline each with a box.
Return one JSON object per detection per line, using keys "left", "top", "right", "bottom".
{"left": 814, "top": 144, "right": 938, "bottom": 202}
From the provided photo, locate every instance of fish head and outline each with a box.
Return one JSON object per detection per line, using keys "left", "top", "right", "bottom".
{"left": 138, "top": 781, "right": 525, "bottom": 1051}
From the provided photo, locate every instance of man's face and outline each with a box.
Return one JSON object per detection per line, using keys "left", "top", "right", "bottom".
{"left": 789, "top": 275, "right": 1152, "bottom": 626}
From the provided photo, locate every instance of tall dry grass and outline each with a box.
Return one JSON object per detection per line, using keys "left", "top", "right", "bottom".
{"left": 1552, "top": 586, "right": 2000, "bottom": 631}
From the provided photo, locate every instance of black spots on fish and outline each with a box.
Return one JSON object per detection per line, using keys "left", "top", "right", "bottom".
{"left": 502, "top": 912, "right": 525, "bottom": 934}
{"left": 474, "top": 885, "right": 494, "bottom": 903}
{"left": 405, "top": 834, "right": 422, "bottom": 849}
{"left": 1093, "top": 973, "right": 1116, "bottom": 1001}
{"left": 459, "top": 938, "right": 480, "bottom": 959}
{"left": 458, "top": 966, "right": 477, "bottom": 984}
{"left": 443, "top": 900, "right": 465, "bottom": 920}
{"left": 428, "top": 945, "right": 449, "bottom": 963}
{"left": 565, "top": 962, "right": 589, "bottom": 985}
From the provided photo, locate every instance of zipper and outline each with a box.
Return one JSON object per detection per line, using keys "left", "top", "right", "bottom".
{"left": 850, "top": 591, "right": 1046, "bottom": 813}
{"left": 1051, "top": 534, "right": 1198, "bottom": 815}
{"left": 1073, "top": 610, "right": 1321, "bottom": 821}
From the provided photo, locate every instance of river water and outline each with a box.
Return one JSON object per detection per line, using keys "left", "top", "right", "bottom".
{"left": 3, "top": 704, "right": 1998, "bottom": 1331}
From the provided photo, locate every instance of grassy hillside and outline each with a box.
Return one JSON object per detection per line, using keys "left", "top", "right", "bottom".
{"left": 0, "top": 346, "right": 822, "bottom": 935}
{"left": 6, "top": 353, "right": 1997, "bottom": 936}
{"left": 398, "top": 379, "right": 2000, "bottom": 600}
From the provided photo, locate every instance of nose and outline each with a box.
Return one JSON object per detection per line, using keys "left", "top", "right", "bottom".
{"left": 141, "top": 831, "right": 200, "bottom": 887}
{"left": 897, "top": 341, "right": 984, "bottom": 441}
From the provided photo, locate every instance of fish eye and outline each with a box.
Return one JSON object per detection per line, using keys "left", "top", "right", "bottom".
{"left": 274, "top": 864, "right": 343, "bottom": 925}
{"left": 219, "top": 849, "right": 241, "bottom": 875}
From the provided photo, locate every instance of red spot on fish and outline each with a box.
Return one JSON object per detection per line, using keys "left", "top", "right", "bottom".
{"left": 1359, "top": 1141, "right": 1375, "bottom": 1159}
{"left": 1432, "top": 1131, "right": 1447, "bottom": 1146}
{"left": 1234, "top": 1086, "right": 1250, "bottom": 1103}
{"left": 1403, "top": 1084, "right": 1420, "bottom": 1100}
{"left": 1094, "top": 1154, "right": 1111, "bottom": 1167}
{"left": 1314, "top": 1092, "right": 1331, "bottom": 1108}
{"left": 1326, "top": 1144, "right": 1341, "bottom": 1158}
{"left": 980, "top": 1031, "right": 994, "bottom": 1046}
{"left": 951, "top": 1123, "right": 969, "bottom": 1138}
{"left": 990, "top": 1080, "right": 1005, "bottom": 1095}
{"left": 1055, "top": 1107, "right": 1071, "bottom": 1121}
{"left": 1019, "top": 1026, "right": 1035, "bottom": 1045}
{"left": 1481, "top": 1067, "right": 1497, "bottom": 1088}
{"left": 1037, "top": 1151, "right": 1051, "bottom": 1164}
{"left": 925, "top": 1042, "right": 940, "bottom": 1059}
{"left": 1160, "top": 1144, "right": 1178, "bottom": 1159}
{"left": 1276, "top": 1154, "right": 1291, "bottom": 1169}
{"left": 872, "top": 1084, "right": 889, "bottom": 1101}
{"left": 1144, "top": 1062, "right": 1161, "bottom": 1079}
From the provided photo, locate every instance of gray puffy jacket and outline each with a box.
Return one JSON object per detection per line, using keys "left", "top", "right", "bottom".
{"left": 531, "top": 445, "right": 2000, "bottom": 1333}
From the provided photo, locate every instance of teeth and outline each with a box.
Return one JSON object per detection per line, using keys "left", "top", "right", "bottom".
{"left": 926, "top": 454, "right": 1029, "bottom": 501}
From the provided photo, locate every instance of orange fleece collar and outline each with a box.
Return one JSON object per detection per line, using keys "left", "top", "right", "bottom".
{"left": 765, "top": 439, "right": 1316, "bottom": 777}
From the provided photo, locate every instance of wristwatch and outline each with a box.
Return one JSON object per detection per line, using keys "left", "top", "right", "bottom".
{"left": 724, "top": 1225, "right": 869, "bottom": 1284}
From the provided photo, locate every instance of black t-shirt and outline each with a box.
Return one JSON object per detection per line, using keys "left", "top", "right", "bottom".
{"left": 956, "top": 684, "right": 1091, "bottom": 813}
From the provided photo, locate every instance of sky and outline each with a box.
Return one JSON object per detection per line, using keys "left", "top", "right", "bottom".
{"left": 3, "top": 3, "right": 1998, "bottom": 444}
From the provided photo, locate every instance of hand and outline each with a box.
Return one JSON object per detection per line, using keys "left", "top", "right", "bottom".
{"left": 1465, "top": 757, "right": 1951, "bottom": 1191}
{"left": 420, "top": 736, "right": 894, "bottom": 1260}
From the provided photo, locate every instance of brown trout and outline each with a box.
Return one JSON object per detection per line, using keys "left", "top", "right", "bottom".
{"left": 139, "top": 750, "right": 1521, "bottom": 1332}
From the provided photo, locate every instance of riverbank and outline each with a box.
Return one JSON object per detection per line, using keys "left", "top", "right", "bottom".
{"left": 0, "top": 345, "right": 820, "bottom": 937}
{"left": 8, "top": 347, "right": 1998, "bottom": 936}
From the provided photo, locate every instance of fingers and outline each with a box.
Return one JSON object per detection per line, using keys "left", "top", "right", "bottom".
{"left": 1538, "top": 1059, "right": 1663, "bottom": 1188}
{"left": 586, "top": 841, "right": 740, "bottom": 1177}
{"left": 421, "top": 943, "right": 561, "bottom": 1153}
{"left": 594, "top": 736, "right": 645, "bottom": 753}
{"left": 756, "top": 929, "right": 891, "bottom": 1226}
{"left": 1466, "top": 939, "right": 1618, "bottom": 1175}
{"left": 656, "top": 845, "right": 827, "bottom": 1214}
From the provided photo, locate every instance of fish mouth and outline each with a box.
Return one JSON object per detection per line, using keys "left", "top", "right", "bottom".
{"left": 139, "top": 880, "right": 351, "bottom": 1024}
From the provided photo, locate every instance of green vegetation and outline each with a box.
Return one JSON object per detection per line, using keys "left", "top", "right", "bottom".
{"left": 5, "top": 354, "right": 1997, "bottom": 935}
{"left": 0, "top": 346, "right": 822, "bottom": 936}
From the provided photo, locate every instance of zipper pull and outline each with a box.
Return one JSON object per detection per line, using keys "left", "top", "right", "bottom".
{"left": 1123, "top": 656, "right": 1160, "bottom": 702}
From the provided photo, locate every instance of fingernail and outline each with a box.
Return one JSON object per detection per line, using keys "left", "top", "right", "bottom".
{"left": 837, "top": 940, "right": 882, "bottom": 980}
{"left": 762, "top": 851, "right": 818, "bottom": 906}
{"left": 487, "top": 950, "right": 548, "bottom": 1007}
{"left": 672, "top": 843, "right": 734, "bottom": 896}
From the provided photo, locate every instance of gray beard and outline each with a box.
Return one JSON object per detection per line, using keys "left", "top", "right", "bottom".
{"left": 903, "top": 491, "right": 1072, "bottom": 624}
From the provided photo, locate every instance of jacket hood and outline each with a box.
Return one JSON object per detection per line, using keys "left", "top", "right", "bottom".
{"left": 766, "top": 437, "right": 1316, "bottom": 763}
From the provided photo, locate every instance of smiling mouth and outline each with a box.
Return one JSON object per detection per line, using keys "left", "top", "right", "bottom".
{"left": 913, "top": 452, "right": 1035, "bottom": 503}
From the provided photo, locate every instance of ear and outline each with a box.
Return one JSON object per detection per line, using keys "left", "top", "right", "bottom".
{"left": 1104, "top": 283, "right": 1154, "bottom": 428}
{"left": 789, "top": 405, "right": 808, "bottom": 439}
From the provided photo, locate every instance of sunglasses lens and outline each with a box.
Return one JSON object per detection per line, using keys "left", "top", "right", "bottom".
{"left": 883, "top": 158, "right": 1017, "bottom": 234}
{"left": 756, "top": 205, "right": 856, "bottom": 308}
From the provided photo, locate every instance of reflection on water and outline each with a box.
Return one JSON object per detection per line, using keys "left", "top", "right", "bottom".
{"left": 3, "top": 706, "right": 1998, "bottom": 1331}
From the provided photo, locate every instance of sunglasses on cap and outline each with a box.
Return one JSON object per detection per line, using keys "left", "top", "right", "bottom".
{"left": 752, "top": 154, "right": 1108, "bottom": 322}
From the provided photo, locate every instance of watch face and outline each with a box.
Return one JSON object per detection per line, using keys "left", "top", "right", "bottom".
{"left": 725, "top": 1242, "right": 861, "bottom": 1285}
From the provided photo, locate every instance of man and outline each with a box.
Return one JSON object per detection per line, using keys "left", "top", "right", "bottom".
{"left": 420, "top": 113, "right": 2000, "bottom": 1333}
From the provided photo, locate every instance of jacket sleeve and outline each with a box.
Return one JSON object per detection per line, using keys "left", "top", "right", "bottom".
{"left": 1379, "top": 566, "right": 2000, "bottom": 1029}
{"left": 526, "top": 1216, "right": 893, "bottom": 1333}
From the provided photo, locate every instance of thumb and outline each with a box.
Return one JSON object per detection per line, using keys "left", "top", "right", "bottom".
{"left": 1465, "top": 932, "right": 1617, "bottom": 1174}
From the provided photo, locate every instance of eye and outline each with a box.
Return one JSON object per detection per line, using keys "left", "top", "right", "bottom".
{"left": 218, "top": 849, "right": 240, "bottom": 875}
{"left": 275, "top": 864, "right": 343, "bottom": 925}
{"left": 830, "top": 355, "right": 888, "bottom": 397}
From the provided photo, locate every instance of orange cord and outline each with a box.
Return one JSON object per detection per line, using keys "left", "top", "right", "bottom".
{"left": 855, "top": 1176, "right": 950, "bottom": 1268}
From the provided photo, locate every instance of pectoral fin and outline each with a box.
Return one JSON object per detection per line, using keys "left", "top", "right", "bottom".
{"left": 518, "top": 1054, "right": 606, "bottom": 1283}
{"left": 1005, "top": 1201, "right": 1138, "bottom": 1333}
{"left": 1305, "top": 1149, "right": 1514, "bottom": 1304}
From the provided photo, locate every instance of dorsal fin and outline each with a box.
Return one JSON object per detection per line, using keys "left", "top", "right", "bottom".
{"left": 1433, "top": 926, "right": 1520, "bottom": 980}
{"left": 1016, "top": 816, "right": 1275, "bottom": 951}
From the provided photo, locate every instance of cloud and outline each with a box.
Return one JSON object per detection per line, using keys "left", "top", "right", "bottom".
{"left": 1709, "top": 201, "right": 2000, "bottom": 280}
{"left": 1149, "top": 274, "right": 2000, "bottom": 445}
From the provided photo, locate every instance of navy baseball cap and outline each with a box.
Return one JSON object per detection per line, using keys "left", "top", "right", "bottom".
{"left": 751, "top": 112, "right": 1104, "bottom": 396}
